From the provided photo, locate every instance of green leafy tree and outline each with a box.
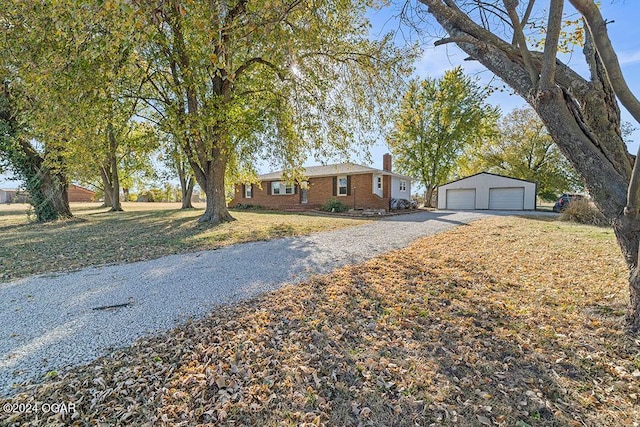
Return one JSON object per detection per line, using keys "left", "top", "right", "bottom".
{"left": 159, "top": 133, "right": 196, "bottom": 209}
{"left": 70, "top": 121, "right": 159, "bottom": 207}
{"left": 465, "top": 107, "right": 582, "bottom": 200}
{"left": 387, "top": 68, "right": 499, "bottom": 207}
{"left": 0, "top": 2, "right": 85, "bottom": 221}
{"left": 1, "top": 0, "right": 148, "bottom": 217}
{"left": 61, "top": 1, "right": 148, "bottom": 211}
{"left": 0, "top": 81, "right": 72, "bottom": 221}
{"left": 135, "top": 0, "right": 412, "bottom": 224}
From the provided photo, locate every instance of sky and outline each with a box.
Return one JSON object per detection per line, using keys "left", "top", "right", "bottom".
{"left": 2, "top": 1, "right": 640, "bottom": 188}
{"left": 358, "top": 0, "right": 640, "bottom": 171}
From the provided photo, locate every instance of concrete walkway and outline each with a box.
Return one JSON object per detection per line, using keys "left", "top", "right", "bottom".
{"left": 0, "top": 210, "right": 543, "bottom": 395}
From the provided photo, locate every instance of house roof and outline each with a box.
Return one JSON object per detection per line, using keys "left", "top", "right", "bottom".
{"left": 438, "top": 171, "right": 537, "bottom": 187}
{"left": 258, "top": 162, "right": 413, "bottom": 181}
{"left": 69, "top": 184, "right": 96, "bottom": 193}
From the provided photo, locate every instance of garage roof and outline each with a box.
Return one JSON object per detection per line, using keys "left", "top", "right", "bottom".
{"left": 439, "top": 172, "right": 536, "bottom": 187}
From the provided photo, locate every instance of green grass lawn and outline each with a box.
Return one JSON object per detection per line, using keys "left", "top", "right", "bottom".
{"left": 0, "top": 202, "right": 366, "bottom": 281}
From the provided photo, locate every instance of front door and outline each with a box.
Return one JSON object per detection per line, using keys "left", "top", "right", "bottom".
{"left": 301, "top": 188, "right": 308, "bottom": 204}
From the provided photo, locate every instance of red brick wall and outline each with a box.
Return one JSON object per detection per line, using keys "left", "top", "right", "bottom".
{"left": 230, "top": 182, "right": 302, "bottom": 209}
{"left": 344, "top": 174, "right": 389, "bottom": 210}
{"left": 68, "top": 185, "right": 95, "bottom": 202}
{"left": 230, "top": 173, "right": 390, "bottom": 210}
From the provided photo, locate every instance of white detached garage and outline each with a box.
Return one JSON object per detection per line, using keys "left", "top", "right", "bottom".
{"left": 437, "top": 172, "right": 536, "bottom": 210}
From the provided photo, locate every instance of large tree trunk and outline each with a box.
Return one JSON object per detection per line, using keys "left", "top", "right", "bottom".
{"left": 191, "top": 148, "right": 234, "bottom": 224}
{"left": 17, "top": 140, "right": 72, "bottom": 222}
{"left": 32, "top": 166, "right": 72, "bottom": 222}
{"left": 177, "top": 158, "right": 195, "bottom": 209}
{"left": 1, "top": 83, "right": 71, "bottom": 222}
{"left": 613, "top": 215, "right": 640, "bottom": 332}
{"left": 107, "top": 123, "right": 123, "bottom": 212}
{"left": 180, "top": 175, "right": 195, "bottom": 209}
{"left": 425, "top": 185, "right": 436, "bottom": 208}
{"left": 629, "top": 271, "right": 640, "bottom": 330}
{"left": 417, "top": 0, "right": 640, "bottom": 333}
{"left": 100, "top": 167, "right": 113, "bottom": 208}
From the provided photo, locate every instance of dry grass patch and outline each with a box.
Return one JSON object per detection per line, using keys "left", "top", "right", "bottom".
{"left": 2, "top": 216, "right": 638, "bottom": 426}
{"left": 0, "top": 202, "right": 366, "bottom": 281}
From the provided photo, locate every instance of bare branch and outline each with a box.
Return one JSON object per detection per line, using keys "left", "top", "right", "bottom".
{"left": 503, "top": 0, "right": 538, "bottom": 86}
{"left": 469, "top": 1, "right": 512, "bottom": 28}
{"left": 539, "top": 0, "right": 563, "bottom": 90}
{"left": 434, "top": 35, "right": 482, "bottom": 47}
{"left": 519, "top": 0, "right": 536, "bottom": 32}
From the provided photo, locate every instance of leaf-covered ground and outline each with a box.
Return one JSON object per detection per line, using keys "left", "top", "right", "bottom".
{"left": 2, "top": 216, "right": 639, "bottom": 426}
{"left": 0, "top": 202, "right": 366, "bottom": 282}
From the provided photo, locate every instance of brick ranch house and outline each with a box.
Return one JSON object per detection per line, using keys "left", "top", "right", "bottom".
{"left": 230, "top": 154, "right": 412, "bottom": 211}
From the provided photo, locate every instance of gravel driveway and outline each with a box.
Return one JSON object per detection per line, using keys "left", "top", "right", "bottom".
{"left": 0, "top": 209, "right": 506, "bottom": 395}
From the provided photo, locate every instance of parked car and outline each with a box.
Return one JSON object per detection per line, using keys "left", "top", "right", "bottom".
{"left": 553, "top": 193, "right": 585, "bottom": 212}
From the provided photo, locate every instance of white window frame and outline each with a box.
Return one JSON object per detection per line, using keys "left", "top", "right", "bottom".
{"left": 377, "top": 176, "right": 383, "bottom": 190}
{"left": 271, "top": 181, "right": 294, "bottom": 195}
{"left": 271, "top": 182, "right": 281, "bottom": 195}
{"left": 337, "top": 176, "right": 348, "bottom": 196}
{"left": 399, "top": 180, "right": 406, "bottom": 192}
{"left": 284, "top": 183, "right": 295, "bottom": 194}
{"left": 245, "top": 184, "right": 252, "bottom": 198}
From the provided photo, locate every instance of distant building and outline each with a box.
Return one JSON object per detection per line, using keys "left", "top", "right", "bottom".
{"left": 0, "top": 188, "right": 29, "bottom": 204}
{"left": 68, "top": 184, "right": 96, "bottom": 203}
{"left": 0, "top": 189, "right": 17, "bottom": 204}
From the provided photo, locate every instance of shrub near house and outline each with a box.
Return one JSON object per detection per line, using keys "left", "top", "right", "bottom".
{"left": 230, "top": 154, "right": 413, "bottom": 211}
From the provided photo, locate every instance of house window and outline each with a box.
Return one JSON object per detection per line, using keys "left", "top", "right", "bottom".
{"left": 245, "top": 184, "right": 252, "bottom": 198}
{"left": 399, "top": 180, "right": 406, "bottom": 192}
{"left": 337, "top": 176, "right": 348, "bottom": 196}
{"left": 271, "top": 181, "right": 294, "bottom": 195}
{"left": 377, "top": 176, "right": 382, "bottom": 190}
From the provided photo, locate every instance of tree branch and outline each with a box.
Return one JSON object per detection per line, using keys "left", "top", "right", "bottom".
{"left": 234, "top": 57, "right": 286, "bottom": 81}
{"left": 435, "top": 35, "right": 483, "bottom": 47}
{"left": 503, "top": 0, "right": 538, "bottom": 86}
{"left": 568, "top": 0, "right": 640, "bottom": 215}
{"left": 520, "top": 0, "right": 536, "bottom": 28}
{"left": 539, "top": 0, "right": 563, "bottom": 90}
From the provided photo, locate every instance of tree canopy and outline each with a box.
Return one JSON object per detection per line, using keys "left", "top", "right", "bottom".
{"left": 134, "top": 0, "right": 413, "bottom": 223}
{"left": 464, "top": 107, "right": 582, "bottom": 200}
{"left": 387, "top": 67, "right": 499, "bottom": 206}
{"left": 1, "top": 0, "right": 413, "bottom": 223}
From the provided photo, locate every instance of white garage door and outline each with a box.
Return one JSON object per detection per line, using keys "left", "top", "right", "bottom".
{"left": 446, "top": 189, "right": 476, "bottom": 210}
{"left": 489, "top": 187, "right": 524, "bottom": 210}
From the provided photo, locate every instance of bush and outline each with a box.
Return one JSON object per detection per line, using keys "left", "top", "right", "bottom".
{"left": 233, "top": 204, "right": 263, "bottom": 210}
{"left": 390, "top": 198, "right": 415, "bottom": 210}
{"left": 559, "top": 198, "right": 608, "bottom": 226}
{"left": 137, "top": 190, "right": 155, "bottom": 202}
{"left": 321, "top": 198, "right": 349, "bottom": 213}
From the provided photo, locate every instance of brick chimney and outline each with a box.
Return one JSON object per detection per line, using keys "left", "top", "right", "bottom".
{"left": 383, "top": 153, "right": 392, "bottom": 172}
